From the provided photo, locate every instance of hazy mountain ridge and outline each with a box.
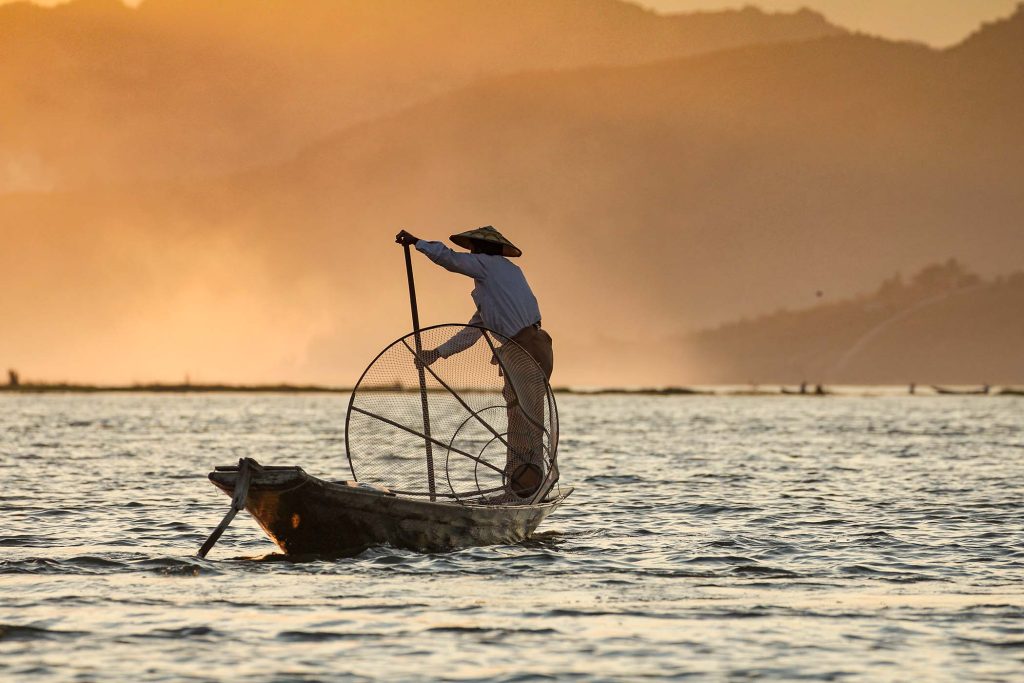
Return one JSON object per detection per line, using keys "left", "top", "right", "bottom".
{"left": 949, "top": 1, "right": 1024, "bottom": 65}
{"left": 683, "top": 261, "right": 1024, "bottom": 384}
{"left": 2, "top": 5, "right": 1022, "bottom": 385}
{"left": 0, "top": 0, "right": 843, "bottom": 190}
{"left": 225, "top": 18, "right": 1023, "bottom": 331}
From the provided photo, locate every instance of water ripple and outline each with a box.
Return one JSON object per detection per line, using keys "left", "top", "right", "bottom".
{"left": 0, "top": 393, "right": 1021, "bottom": 681}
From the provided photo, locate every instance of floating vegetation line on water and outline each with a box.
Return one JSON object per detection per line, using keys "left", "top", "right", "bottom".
{"left": 0, "top": 382, "right": 351, "bottom": 394}
{"left": 1, "top": 383, "right": 1022, "bottom": 396}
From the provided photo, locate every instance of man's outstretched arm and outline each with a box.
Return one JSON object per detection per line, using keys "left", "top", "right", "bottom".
{"left": 434, "top": 311, "right": 485, "bottom": 359}
{"left": 396, "top": 230, "right": 485, "bottom": 279}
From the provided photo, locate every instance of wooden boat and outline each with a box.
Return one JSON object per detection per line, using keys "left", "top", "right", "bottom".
{"left": 199, "top": 251, "right": 571, "bottom": 559}
{"left": 208, "top": 459, "right": 572, "bottom": 556}
{"left": 931, "top": 385, "right": 990, "bottom": 395}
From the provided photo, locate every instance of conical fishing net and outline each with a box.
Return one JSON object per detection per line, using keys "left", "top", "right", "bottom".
{"left": 345, "top": 324, "right": 559, "bottom": 505}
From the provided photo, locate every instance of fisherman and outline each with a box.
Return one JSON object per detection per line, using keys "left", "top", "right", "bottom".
{"left": 395, "top": 226, "right": 553, "bottom": 498}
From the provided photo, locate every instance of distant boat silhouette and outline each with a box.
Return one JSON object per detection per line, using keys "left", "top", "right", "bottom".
{"left": 931, "top": 384, "right": 990, "bottom": 395}
{"left": 780, "top": 382, "right": 829, "bottom": 395}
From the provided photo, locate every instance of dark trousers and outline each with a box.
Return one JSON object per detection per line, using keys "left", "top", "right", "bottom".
{"left": 503, "top": 326, "right": 554, "bottom": 497}
{"left": 511, "top": 325, "right": 554, "bottom": 380}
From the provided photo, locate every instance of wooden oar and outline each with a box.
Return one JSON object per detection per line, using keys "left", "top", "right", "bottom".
{"left": 197, "top": 457, "right": 255, "bottom": 558}
{"left": 402, "top": 241, "right": 437, "bottom": 501}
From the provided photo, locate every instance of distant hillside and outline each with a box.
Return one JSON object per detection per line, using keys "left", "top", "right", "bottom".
{"left": 227, "top": 7, "right": 1023, "bottom": 329}
{"left": 1, "top": 6, "right": 1022, "bottom": 385}
{"left": 0, "top": 0, "right": 842, "bottom": 189}
{"left": 684, "top": 261, "right": 1024, "bottom": 384}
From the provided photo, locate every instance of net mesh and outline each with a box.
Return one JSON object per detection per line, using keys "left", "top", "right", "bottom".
{"left": 345, "top": 324, "right": 559, "bottom": 505}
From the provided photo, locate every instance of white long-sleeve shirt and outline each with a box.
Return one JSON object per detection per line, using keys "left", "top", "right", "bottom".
{"left": 415, "top": 240, "right": 541, "bottom": 357}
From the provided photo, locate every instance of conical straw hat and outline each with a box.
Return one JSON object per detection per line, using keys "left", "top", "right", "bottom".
{"left": 449, "top": 225, "right": 522, "bottom": 257}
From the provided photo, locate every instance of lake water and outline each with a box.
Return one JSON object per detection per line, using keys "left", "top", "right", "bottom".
{"left": 1, "top": 393, "right": 1022, "bottom": 681}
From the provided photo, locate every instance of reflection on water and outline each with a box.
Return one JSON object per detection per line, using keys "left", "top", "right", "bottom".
{"left": 1, "top": 393, "right": 1022, "bottom": 681}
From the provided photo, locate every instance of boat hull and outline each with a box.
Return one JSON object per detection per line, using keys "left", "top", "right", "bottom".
{"left": 208, "top": 465, "right": 571, "bottom": 556}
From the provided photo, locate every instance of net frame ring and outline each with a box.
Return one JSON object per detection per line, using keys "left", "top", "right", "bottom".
{"left": 444, "top": 408, "right": 554, "bottom": 503}
{"left": 446, "top": 405, "right": 509, "bottom": 502}
{"left": 344, "top": 323, "right": 559, "bottom": 504}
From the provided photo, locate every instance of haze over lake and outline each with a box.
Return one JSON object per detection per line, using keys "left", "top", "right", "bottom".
{"left": 3, "top": 0, "right": 1022, "bottom": 386}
